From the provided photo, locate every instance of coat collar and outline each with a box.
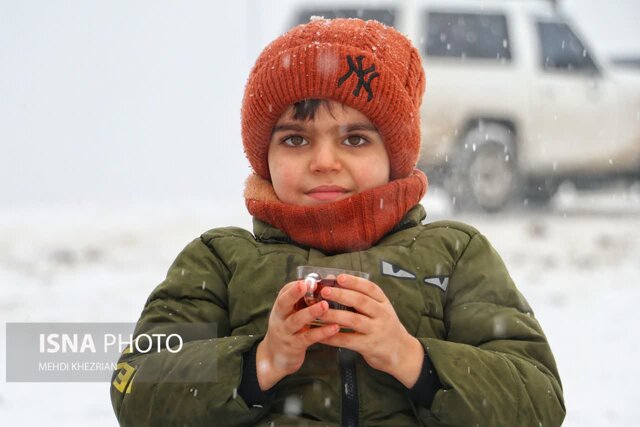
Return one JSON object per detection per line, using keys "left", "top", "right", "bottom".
{"left": 252, "top": 204, "right": 427, "bottom": 250}
{"left": 245, "top": 170, "right": 427, "bottom": 254}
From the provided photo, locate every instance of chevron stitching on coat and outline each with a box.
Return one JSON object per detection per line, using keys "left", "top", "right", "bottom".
{"left": 380, "top": 260, "right": 416, "bottom": 279}
{"left": 423, "top": 276, "right": 450, "bottom": 292}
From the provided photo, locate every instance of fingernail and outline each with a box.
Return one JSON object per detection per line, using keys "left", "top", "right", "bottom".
{"left": 321, "top": 286, "right": 332, "bottom": 296}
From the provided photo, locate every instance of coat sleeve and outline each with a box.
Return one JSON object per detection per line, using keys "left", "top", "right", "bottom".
{"left": 110, "top": 237, "right": 269, "bottom": 426}
{"left": 415, "top": 232, "right": 565, "bottom": 427}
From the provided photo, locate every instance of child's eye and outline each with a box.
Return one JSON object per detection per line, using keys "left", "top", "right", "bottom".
{"left": 343, "top": 135, "right": 368, "bottom": 147}
{"left": 282, "top": 135, "right": 308, "bottom": 147}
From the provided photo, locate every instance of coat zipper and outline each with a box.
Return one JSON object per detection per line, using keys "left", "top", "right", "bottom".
{"left": 339, "top": 348, "right": 359, "bottom": 427}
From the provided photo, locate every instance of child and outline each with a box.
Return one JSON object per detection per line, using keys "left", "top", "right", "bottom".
{"left": 111, "top": 18, "right": 565, "bottom": 426}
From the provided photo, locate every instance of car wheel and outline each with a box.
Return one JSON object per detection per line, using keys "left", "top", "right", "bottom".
{"left": 446, "top": 124, "right": 516, "bottom": 212}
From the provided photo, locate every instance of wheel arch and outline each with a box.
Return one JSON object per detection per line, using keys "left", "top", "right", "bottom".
{"left": 458, "top": 116, "right": 519, "bottom": 161}
{"left": 445, "top": 116, "right": 521, "bottom": 212}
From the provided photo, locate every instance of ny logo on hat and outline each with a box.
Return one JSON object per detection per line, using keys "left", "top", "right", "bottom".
{"left": 337, "top": 55, "right": 380, "bottom": 102}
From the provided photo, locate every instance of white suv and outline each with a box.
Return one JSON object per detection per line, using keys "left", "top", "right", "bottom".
{"left": 290, "top": 0, "right": 640, "bottom": 211}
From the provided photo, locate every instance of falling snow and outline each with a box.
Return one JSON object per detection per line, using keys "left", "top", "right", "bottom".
{"left": 0, "top": 187, "right": 638, "bottom": 427}
{"left": 283, "top": 395, "right": 303, "bottom": 416}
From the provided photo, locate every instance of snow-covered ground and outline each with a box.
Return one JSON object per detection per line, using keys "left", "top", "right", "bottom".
{"left": 1, "top": 184, "right": 639, "bottom": 426}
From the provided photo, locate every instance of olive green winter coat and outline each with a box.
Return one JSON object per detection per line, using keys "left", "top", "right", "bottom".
{"left": 110, "top": 205, "right": 565, "bottom": 426}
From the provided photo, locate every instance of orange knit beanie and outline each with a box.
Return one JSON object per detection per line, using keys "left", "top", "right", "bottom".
{"left": 241, "top": 17, "right": 426, "bottom": 180}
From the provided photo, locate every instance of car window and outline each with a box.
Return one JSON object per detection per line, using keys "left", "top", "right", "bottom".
{"left": 536, "top": 21, "right": 598, "bottom": 73}
{"left": 292, "top": 8, "right": 396, "bottom": 28}
{"left": 424, "top": 12, "right": 511, "bottom": 61}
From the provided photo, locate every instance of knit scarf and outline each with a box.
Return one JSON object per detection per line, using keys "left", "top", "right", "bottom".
{"left": 244, "top": 170, "right": 428, "bottom": 254}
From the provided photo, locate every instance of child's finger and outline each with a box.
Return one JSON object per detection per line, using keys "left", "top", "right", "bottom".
{"left": 284, "top": 301, "right": 329, "bottom": 335}
{"left": 337, "top": 274, "right": 387, "bottom": 303}
{"left": 320, "top": 286, "right": 378, "bottom": 317}
{"left": 319, "top": 331, "right": 364, "bottom": 352}
{"left": 297, "top": 323, "right": 340, "bottom": 347}
{"left": 319, "top": 309, "right": 372, "bottom": 334}
{"left": 273, "top": 280, "right": 305, "bottom": 318}
{"left": 276, "top": 280, "right": 300, "bottom": 297}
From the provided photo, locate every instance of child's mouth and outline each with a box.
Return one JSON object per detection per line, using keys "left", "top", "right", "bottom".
{"left": 306, "top": 185, "right": 349, "bottom": 201}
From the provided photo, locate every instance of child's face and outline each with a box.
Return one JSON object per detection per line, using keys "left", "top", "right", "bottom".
{"left": 268, "top": 100, "right": 390, "bottom": 206}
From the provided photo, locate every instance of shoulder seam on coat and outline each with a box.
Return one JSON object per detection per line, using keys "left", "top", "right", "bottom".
{"left": 422, "top": 220, "right": 480, "bottom": 239}
{"left": 197, "top": 235, "right": 234, "bottom": 278}
{"left": 445, "top": 232, "right": 481, "bottom": 296}
{"left": 200, "top": 227, "right": 256, "bottom": 245}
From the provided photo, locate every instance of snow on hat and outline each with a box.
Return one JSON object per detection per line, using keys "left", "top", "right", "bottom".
{"left": 241, "top": 17, "right": 426, "bottom": 180}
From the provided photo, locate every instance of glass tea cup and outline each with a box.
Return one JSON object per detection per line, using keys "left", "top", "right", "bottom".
{"left": 294, "top": 265, "right": 370, "bottom": 328}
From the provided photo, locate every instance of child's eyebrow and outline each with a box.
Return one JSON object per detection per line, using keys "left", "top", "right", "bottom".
{"left": 271, "top": 122, "right": 379, "bottom": 134}
{"left": 272, "top": 123, "right": 306, "bottom": 134}
{"left": 339, "top": 123, "right": 379, "bottom": 133}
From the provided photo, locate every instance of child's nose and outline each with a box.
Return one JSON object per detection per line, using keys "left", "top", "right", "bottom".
{"left": 309, "top": 142, "right": 341, "bottom": 173}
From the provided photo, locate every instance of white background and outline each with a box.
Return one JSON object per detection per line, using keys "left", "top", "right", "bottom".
{"left": 2, "top": 0, "right": 639, "bottom": 207}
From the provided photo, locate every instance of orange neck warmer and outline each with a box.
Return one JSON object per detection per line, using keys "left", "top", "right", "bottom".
{"left": 244, "top": 170, "right": 428, "bottom": 254}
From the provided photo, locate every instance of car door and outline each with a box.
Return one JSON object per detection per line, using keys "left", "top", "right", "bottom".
{"left": 528, "top": 19, "right": 620, "bottom": 175}
{"left": 418, "top": 10, "right": 518, "bottom": 170}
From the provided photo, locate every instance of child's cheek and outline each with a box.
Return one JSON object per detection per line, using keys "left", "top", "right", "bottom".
{"left": 270, "top": 159, "right": 304, "bottom": 201}
{"left": 356, "top": 164, "right": 389, "bottom": 190}
{"left": 273, "top": 160, "right": 300, "bottom": 183}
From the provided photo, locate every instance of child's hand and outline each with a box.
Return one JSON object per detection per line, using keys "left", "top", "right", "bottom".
{"left": 318, "top": 274, "right": 425, "bottom": 388}
{"left": 256, "top": 280, "right": 340, "bottom": 391}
